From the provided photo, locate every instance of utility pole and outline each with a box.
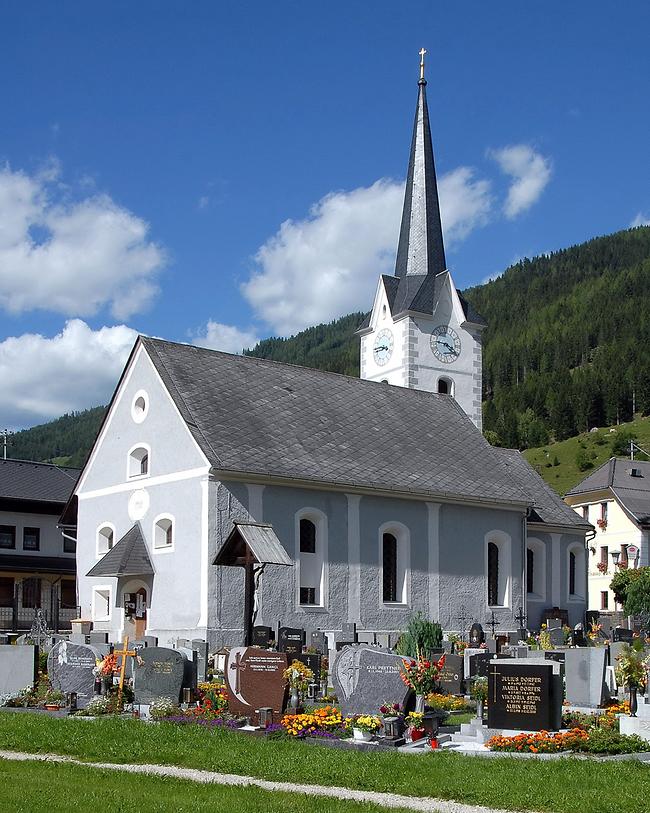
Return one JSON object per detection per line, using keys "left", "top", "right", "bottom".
{"left": 1, "top": 430, "right": 11, "bottom": 460}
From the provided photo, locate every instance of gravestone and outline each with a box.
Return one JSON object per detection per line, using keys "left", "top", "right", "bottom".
{"left": 341, "top": 622, "right": 358, "bottom": 643}
{"left": 296, "top": 653, "right": 321, "bottom": 682}
{"left": 176, "top": 646, "right": 198, "bottom": 692}
{"left": 565, "top": 647, "right": 608, "bottom": 707}
{"left": 469, "top": 623, "right": 485, "bottom": 647}
{"left": 543, "top": 608, "right": 569, "bottom": 627}
{"left": 463, "top": 647, "right": 485, "bottom": 678}
{"left": 88, "top": 632, "right": 109, "bottom": 644}
{"left": 488, "top": 658, "right": 563, "bottom": 731}
{"left": 252, "top": 626, "right": 274, "bottom": 649}
{"left": 225, "top": 647, "right": 288, "bottom": 723}
{"left": 548, "top": 627, "right": 565, "bottom": 648}
{"left": 544, "top": 651, "right": 566, "bottom": 664}
{"left": 48, "top": 640, "right": 108, "bottom": 708}
{"left": 278, "top": 626, "right": 305, "bottom": 657}
{"left": 0, "top": 634, "right": 9, "bottom": 645}
{"left": 332, "top": 645, "right": 410, "bottom": 716}
{"left": 609, "top": 641, "right": 627, "bottom": 669}
{"left": 176, "top": 638, "right": 191, "bottom": 648}
{"left": 487, "top": 638, "right": 497, "bottom": 654}
{"left": 0, "top": 644, "right": 38, "bottom": 696}
{"left": 469, "top": 652, "right": 490, "bottom": 679}
{"left": 310, "top": 630, "right": 328, "bottom": 654}
{"left": 612, "top": 627, "right": 634, "bottom": 643}
{"left": 443, "top": 641, "right": 454, "bottom": 654}
{"left": 192, "top": 639, "right": 209, "bottom": 683}
{"left": 438, "top": 653, "right": 464, "bottom": 695}
{"left": 375, "top": 632, "right": 390, "bottom": 649}
{"left": 133, "top": 647, "right": 186, "bottom": 704}
{"left": 356, "top": 631, "right": 375, "bottom": 645}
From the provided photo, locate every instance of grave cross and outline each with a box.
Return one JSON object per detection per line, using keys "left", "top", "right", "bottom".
{"left": 456, "top": 605, "right": 470, "bottom": 641}
{"left": 113, "top": 636, "right": 137, "bottom": 704}
{"left": 486, "top": 611, "right": 500, "bottom": 638}
{"left": 229, "top": 649, "right": 247, "bottom": 695}
{"left": 515, "top": 607, "right": 527, "bottom": 629}
{"left": 489, "top": 663, "right": 500, "bottom": 704}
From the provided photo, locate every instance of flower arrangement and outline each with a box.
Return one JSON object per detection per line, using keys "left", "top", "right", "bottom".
{"left": 470, "top": 676, "right": 488, "bottom": 704}
{"left": 76, "top": 696, "right": 111, "bottom": 717}
{"left": 404, "top": 710, "right": 424, "bottom": 729}
{"left": 195, "top": 681, "right": 229, "bottom": 716}
{"left": 348, "top": 714, "right": 382, "bottom": 734}
{"left": 399, "top": 651, "right": 445, "bottom": 694}
{"left": 454, "top": 641, "right": 468, "bottom": 654}
{"left": 379, "top": 702, "right": 402, "bottom": 718}
{"left": 596, "top": 518, "right": 607, "bottom": 530}
{"left": 616, "top": 645, "right": 647, "bottom": 689}
{"left": 596, "top": 561, "right": 609, "bottom": 574}
{"left": 488, "top": 728, "right": 589, "bottom": 753}
{"left": 93, "top": 653, "right": 118, "bottom": 677}
{"left": 283, "top": 660, "right": 314, "bottom": 693}
{"left": 149, "top": 696, "right": 181, "bottom": 719}
{"left": 426, "top": 693, "right": 470, "bottom": 712}
{"left": 281, "top": 705, "right": 344, "bottom": 737}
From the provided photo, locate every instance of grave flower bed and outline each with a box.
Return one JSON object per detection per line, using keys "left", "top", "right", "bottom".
{"left": 426, "top": 693, "right": 471, "bottom": 712}
{"left": 487, "top": 728, "right": 589, "bottom": 753}
{"left": 281, "top": 705, "right": 345, "bottom": 738}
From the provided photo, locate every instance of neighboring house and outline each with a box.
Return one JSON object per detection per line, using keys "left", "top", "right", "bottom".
{"left": 565, "top": 457, "right": 650, "bottom": 613}
{"left": 0, "top": 459, "right": 79, "bottom": 631}
{"left": 71, "top": 62, "right": 591, "bottom": 648}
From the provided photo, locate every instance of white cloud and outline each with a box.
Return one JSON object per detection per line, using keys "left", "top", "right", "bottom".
{"left": 630, "top": 212, "right": 650, "bottom": 228}
{"left": 241, "top": 168, "right": 493, "bottom": 336}
{"left": 198, "top": 195, "right": 210, "bottom": 210}
{"left": 0, "top": 320, "right": 138, "bottom": 430}
{"left": 192, "top": 321, "right": 260, "bottom": 354}
{"left": 0, "top": 164, "right": 165, "bottom": 320}
{"left": 489, "top": 145, "right": 552, "bottom": 219}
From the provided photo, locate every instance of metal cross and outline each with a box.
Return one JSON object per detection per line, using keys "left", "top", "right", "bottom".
{"left": 230, "top": 650, "right": 247, "bottom": 695}
{"left": 29, "top": 609, "right": 50, "bottom": 649}
{"left": 489, "top": 664, "right": 500, "bottom": 704}
{"left": 456, "top": 605, "right": 470, "bottom": 642}
{"left": 515, "top": 607, "right": 527, "bottom": 629}
{"left": 486, "top": 610, "right": 500, "bottom": 638}
{"left": 419, "top": 48, "right": 427, "bottom": 80}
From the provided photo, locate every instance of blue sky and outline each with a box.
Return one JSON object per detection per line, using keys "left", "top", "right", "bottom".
{"left": 0, "top": 2, "right": 649, "bottom": 429}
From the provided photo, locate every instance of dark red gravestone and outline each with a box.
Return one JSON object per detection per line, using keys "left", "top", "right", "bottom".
{"left": 225, "top": 647, "right": 288, "bottom": 722}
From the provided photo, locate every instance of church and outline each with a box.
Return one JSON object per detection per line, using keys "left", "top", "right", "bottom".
{"left": 72, "top": 56, "right": 590, "bottom": 649}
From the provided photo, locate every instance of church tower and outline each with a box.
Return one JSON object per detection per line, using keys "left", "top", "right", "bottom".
{"left": 358, "top": 51, "right": 485, "bottom": 430}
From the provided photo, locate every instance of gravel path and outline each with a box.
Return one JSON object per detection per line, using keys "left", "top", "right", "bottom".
{"left": 0, "top": 748, "right": 534, "bottom": 813}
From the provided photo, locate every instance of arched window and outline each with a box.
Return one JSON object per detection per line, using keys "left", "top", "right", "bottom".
{"left": 382, "top": 533, "right": 398, "bottom": 602}
{"left": 487, "top": 542, "right": 499, "bottom": 606}
{"left": 379, "top": 523, "right": 410, "bottom": 605}
{"left": 569, "top": 551, "right": 576, "bottom": 596}
{"left": 526, "top": 548, "right": 534, "bottom": 594}
{"left": 526, "top": 538, "right": 546, "bottom": 600}
{"left": 128, "top": 445, "right": 150, "bottom": 478}
{"left": 97, "top": 524, "right": 115, "bottom": 556}
{"left": 567, "top": 542, "right": 586, "bottom": 600}
{"left": 437, "top": 377, "right": 453, "bottom": 396}
{"left": 154, "top": 516, "right": 174, "bottom": 549}
{"left": 486, "top": 532, "right": 511, "bottom": 607}
{"left": 296, "top": 510, "right": 327, "bottom": 608}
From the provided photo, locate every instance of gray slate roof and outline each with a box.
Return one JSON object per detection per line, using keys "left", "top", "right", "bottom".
{"left": 214, "top": 522, "right": 292, "bottom": 567}
{"left": 566, "top": 457, "right": 650, "bottom": 526}
{"left": 142, "top": 337, "right": 528, "bottom": 506}
{"left": 86, "top": 523, "right": 154, "bottom": 577}
{"left": 0, "top": 459, "right": 79, "bottom": 504}
{"left": 494, "top": 448, "right": 591, "bottom": 530}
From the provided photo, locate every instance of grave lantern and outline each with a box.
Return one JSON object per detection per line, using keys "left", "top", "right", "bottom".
{"left": 257, "top": 707, "right": 273, "bottom": 729}
{"left": 307, "top": 682, "right": 318, "bottom": 700}
{"left": 383, "top": 716, "right": 405, "bottom": 740}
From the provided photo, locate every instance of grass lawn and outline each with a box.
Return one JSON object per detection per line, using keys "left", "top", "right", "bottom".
{"left": 1, "top": 714, "right": 650, "bottom": 813}
{"left": 0, "top": 758, "right": 413, "bottom": 813}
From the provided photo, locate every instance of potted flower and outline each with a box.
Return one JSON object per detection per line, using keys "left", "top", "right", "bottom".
{"left": 470, "top": 676, "right": 488, "bottom": 721}
{"left": 596, "top": 561, "right": 608, "bottom": 574}
{"left": 94, "top": 653, "right": 118, "bottom": 694}
{"left": 348, "top": 714, "right": 382, "bottom": 741}
{"left": 596, "top": 518, "right": 607, "bottom": 531}
{"left": 405, "top": 711, "right": 425, "bottom": 741}
{"left": 399, "top": 649, "right": 445, "bottom": 713}
{"left": 616, "top": 645, "right": 646, "bottom": 717}
{"left": 283, "top": 660, "right": 314, "bottom": 711}
{"left": 379, "top": 702, "right": 405, "bottom": 739}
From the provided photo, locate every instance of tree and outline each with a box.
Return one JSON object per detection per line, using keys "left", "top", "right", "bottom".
{"left": 624, "top": 569, "right": 650, "bottom": 623}
{"left": 610, "top": 567, "right": 647, "bottom": 606}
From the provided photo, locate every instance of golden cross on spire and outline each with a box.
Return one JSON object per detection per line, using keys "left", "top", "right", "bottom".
{"left": 419, "top": 47, "right": 426, "bottom": 81}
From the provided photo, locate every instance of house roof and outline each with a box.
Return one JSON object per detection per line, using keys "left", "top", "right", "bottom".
{"left": 86, "top": 523, "right": 154, "bottom": 578}
{"left": 140, "top": 336, "right": 530, "bottom": 507}
{"left": 494, "top": 449, "right": 592, "bottom": 530}
{"left": 214, "top": 522, "right": 292, "bottom": 567}
{"left": 0, "top": 459, "right": 79, "bottom": 505}
{"left": 566, "top": 457, "right": 650, "bottom": 526}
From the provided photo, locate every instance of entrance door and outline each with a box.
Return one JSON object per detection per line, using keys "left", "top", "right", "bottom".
{"left": 134, "top": 587, "right": 147, "bottom": 638}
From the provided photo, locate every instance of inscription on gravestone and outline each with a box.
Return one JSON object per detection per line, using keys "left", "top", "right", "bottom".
{"left": 310, "top": 631, "right": 328, "bottom": 654}
{"left": 488, "top": 659, "right": 562, "bottom": 731}
{"left": 134, "top": 647, "right": 186, "bottom": 704}
{"left": 438, "top": 653, "right": 464, "bottom": 695}
{"left": 469, "top": 652, "right": 490, "bottom": 678}
{"left": 295, "top": 653, "right": 321, "bottom": 680}
{"left": 225, "top": 647, "right": 288, "bottom": 722}
{"left": 48, "top": 641, "right": 108, "bottom": 708}
{"left": 252, "top": 626, "right": 274, "bottom": 648}
{"left": 278, "top": 627, "right": 304, "bottom": 656}
{"left": 332, "top": 645, "right": 410, "bottom": 716}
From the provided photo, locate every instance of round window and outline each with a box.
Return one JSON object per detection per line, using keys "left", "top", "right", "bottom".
{"left": 131, "top": 391, "right": 149, "bottom": 423}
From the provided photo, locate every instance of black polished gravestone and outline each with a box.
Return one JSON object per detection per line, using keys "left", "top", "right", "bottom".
{"left": 48, "top": 640, "right": 109, "bottom": 709}
{"left": 252, "top": 626, "right": 274, "bottom": 649}
{"left": 192, "top": 639, "right": 209, "bottom": 683}
{"left": 295, "top": 653, "right": 321, "bottom": 681}
{"left": 488, "top": 659, "right": 562, "bottom": 731}
{"left": 469, "top": 623, "right": 485, "bottom": 647}
{"left": 278, "top": 627, "right": 305, "bottom": 657}
{"left": 310, "top": 630, "right": 328, "bottom": 655}
{"left": 133, "top": 647, "right": 186, "bottom": 704}
{"left": 612, "top": 627, "right": 634, "bottom": 643}
{"left": 332, "top": 645, "right": 410, "bottom": 716}
{"left": 469, "top": 652, "right": 490, "bottom": 678}
{"left": 438, "top": 653, "right": 464, "bottom": 695}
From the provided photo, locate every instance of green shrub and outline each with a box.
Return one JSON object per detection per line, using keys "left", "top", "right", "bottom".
{"left": 573, "top": 728, "right": 650, "bottom": 754}
{"left": 395, "top": 613, "right": 442, "bottom": 658}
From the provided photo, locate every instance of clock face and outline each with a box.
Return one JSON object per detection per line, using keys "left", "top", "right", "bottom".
{"left": 373, "top": 328, "right": 394, "bottom": 366}
{"left": 431, "top": 325, "right": 461, "bottom": 363}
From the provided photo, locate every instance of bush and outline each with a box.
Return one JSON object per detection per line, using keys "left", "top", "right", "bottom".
{"left": 395, "top": 613, "right": 442, "bottom": 658}
{"left": 576, "top": 447, "right": 596, "bottom": 471}
{"left": 572, "top": 729, "right": 650, "bottom": 754}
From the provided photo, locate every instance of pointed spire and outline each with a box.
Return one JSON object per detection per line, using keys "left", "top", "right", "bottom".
{"left": 394, "top": 51, "right": 446, "bottom": 278}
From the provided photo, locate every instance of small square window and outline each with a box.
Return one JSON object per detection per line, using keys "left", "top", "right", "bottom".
{"left": 0, "top": 525, "right": 16, "bottom": 549}
{"left": 63, "top": 535, "right": 77, "bottom": 554}
{"left": 601, "top": 591, "right": 609, "bottom": 610}
{"left": 23, "top": 527, "right": 40, "bottom": 551}
{"left": 300, "top": 587, "right": 316, "bottom": 605}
